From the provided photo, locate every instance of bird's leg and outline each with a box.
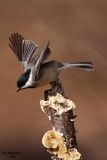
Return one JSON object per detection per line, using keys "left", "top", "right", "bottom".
{"left": 55, "top": 78, "right": 62, "bottom": 84}
{"left": 44, "top": 78, "right": 65, "bottom": 98}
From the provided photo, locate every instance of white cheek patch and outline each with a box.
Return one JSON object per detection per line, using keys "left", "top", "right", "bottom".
{"left": 23, "top": 71, "right": 34, "bottom": 89}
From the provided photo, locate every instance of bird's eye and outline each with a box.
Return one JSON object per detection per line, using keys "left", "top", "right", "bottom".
{"left": 17, "top": 80, "right": 25, "bottom": 88}
{"left": 17, "top": 70, "right": 31, "bottom": 88}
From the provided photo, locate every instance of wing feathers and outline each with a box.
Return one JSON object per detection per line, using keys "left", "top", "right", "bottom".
{"left": 9, "top": 33, "right": 51, "bottom": 74}
{"left": 9, "top": 33, "right": 41, "bottom": 72}
{"left": 22, "top": 40, "right": 39, "bottom": 62}
{"left": 9, "top": 33, "right": 24, "bottom": 61}
{"left": 35, "top": 41, "right": 51, "bottom": 68}
{"left": 31, "top": 41, "right": 51, "bottom": 81}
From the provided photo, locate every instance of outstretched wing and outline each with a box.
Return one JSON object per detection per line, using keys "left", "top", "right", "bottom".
{"left": 9, "top": 33, "right": 40, "bottom": 72}
{"left": 31, "top": 41, "right": 51, "bottom": 81}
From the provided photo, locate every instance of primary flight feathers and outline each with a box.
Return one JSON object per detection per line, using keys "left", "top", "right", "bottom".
{"left": 9, "top": 33, "right": 51, "bottom": 72}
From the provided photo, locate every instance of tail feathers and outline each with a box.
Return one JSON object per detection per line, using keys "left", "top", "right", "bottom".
{"left": 62, "top": 62, "right": 94, "bottom": 71}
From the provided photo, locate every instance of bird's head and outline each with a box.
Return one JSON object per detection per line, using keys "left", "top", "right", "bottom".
{"left": 17, "top": 69, "right": 34, "bottom": 92}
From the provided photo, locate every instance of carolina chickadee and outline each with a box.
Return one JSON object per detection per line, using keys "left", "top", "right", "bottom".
{"left": 9, "top": 33, "right": 94, "bottom": 92}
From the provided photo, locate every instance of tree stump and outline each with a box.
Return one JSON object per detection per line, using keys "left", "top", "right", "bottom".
{"left": 40, "top": 81, "right": 82, "bottom": 160}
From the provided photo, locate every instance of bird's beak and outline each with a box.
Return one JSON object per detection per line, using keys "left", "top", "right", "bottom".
{"left": 17, "top": 88, "right": 20, "bottom": 92}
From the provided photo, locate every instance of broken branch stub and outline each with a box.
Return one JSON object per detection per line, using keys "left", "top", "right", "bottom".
{"left": 40, "top": 81, "right": 82, "bottom": 160}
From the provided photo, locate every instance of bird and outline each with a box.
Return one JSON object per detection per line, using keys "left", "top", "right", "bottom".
{"left": 9, "top": 33, "right": 94, "bottom": 92}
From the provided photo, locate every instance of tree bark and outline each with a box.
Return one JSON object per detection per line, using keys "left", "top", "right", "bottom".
{"left": 41, "top": 80, "right": 82, "bottom": 160}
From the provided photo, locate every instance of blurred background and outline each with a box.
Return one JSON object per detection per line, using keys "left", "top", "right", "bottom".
{"left": 0, "top": 0, "right": 107, "bottom": 159}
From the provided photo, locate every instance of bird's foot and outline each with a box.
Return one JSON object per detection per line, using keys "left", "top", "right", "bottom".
{"left": 49, "top": 78, "right": 65, "bottom": 97}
